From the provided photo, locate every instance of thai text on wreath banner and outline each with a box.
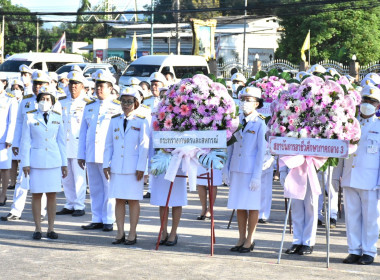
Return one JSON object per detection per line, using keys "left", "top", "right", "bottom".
{"left": 269, "top": 136, "right": 349, "bottom": 158}
{"left": 153, "top": 131, "right": 227, "bottom": 149}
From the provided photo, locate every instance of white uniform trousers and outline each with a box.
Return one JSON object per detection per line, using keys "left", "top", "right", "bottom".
{"left": 86, "top": 162, "right": 115, "bottom": 224}
{"left": 62, "top": 158, "right": 86, "bottom": 210}
{"left": 259, "top": 166, "right": 273, "bottom": 220}
{"left": 318, "top": 187, "right": 338, "bottom": 220}
{"left": 291, "top": 181, "right": 319, "bottom": 246}
{"left": 10, "top": 164, "right": 47, "bottom": 217}
{"left": 343, "top": 187, "right": 379, "bottom": 258}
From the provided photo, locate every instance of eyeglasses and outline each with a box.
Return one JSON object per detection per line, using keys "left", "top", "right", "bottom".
{"left": 120, "top": 100, "right": 134, "bottom": 105}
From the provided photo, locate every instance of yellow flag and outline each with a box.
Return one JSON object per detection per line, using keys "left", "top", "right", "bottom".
{"left": 301, "top": 30, "right": 310, "bottom": 62}
{"left": 130, "top": 32, "right": 137, "bottom": 61}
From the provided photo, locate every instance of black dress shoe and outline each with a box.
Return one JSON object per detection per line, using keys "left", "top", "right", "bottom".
{"left": 32, "top": 232, "right": 42, "bottom": 240}
{"left": 102, "top": 224, "right": 113, "bottom": 232}
{"left": 197, "top": 215, "right": 206, "bottom": 220}
{"left": 8, "top": 185, "right": 15, "bottom": 189}
{"left": 239, "top": 241, "right": 255, "bottom": 253}
{"left": 125, "top": 235, "right": 137, "bottom": 245}
{"left": 56, "top": 208, "right": 74, "bottom": 215}
{"left": 318, "top": 219, "right": 323, "bottom": 226}
{"left": 258, "top": 218, "right": 268, "bottom": 224}
{"left": 230, "top": 245, "right": 243, "bottom": 252}
{"left": 72, "top": 209, "right": 85, "bottom": 217}
{"left": 298, "top": 245, "right": 313, "bottom": 255}
{"left": 330, "top": 218, "right": 337, "bottom": 229}
{"left": 0, "top": 196, "right": 7, "bottom": 206}
{"left": 81, "top": 222, "right": 103, "bottom": 230}
{"left": 357, "top": 254, "right": 374, "bottom": 265}
{"left": 165, "top": 235, "right": 178, "bottom": 246}
{"left": 112, "top": 234, "right": 125, "bottom": 244}
{"left": 47, "top": 231, "right": 58, "bottom": 239}
{"left": 159, "top": 235, "right": 168, "bottom": 245}
{"left": 1, "top": 213, "right": 20, "bottom": 221}
{"left": 143, "top": 192, "right": 151, "bottom": 198}
{"left": 285, "top": 244, "right": 302, "bottom": 254}
{"left": 343, "top": 254, "right": 361, "bottom": 264}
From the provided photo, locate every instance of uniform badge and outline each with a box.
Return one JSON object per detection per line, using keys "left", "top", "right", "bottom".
{"left": 115, "top": 136, "right": 119, "bottom": 140}
{"left": 114, "top": 128, "right": 120, "bottom": 132}
{"left": 131, "top": 126, "right": 140, "bottom": 131}
{"left": 247, "top": 130, "right": 255, "bottom": 134}
{"left": 25, "top": 102, "right": 30, "bottom": 108}
{"left": 34, "top": 122, "right": 39, "bottom": 126}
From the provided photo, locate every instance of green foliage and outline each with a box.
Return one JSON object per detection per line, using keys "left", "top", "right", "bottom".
{"left": 318, "top": 157, "right": 339, "bottom": 172}
{"left": 275, "top": 1, "right": 380, "bottom": 65}
{"left": 254, "top": 71, "right": 267, "bottom": 80}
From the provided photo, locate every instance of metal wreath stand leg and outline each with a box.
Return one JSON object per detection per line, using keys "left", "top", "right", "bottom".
{"left": 155, "top": 163, "right": 216, "bottom": 256}
{"left": 277, "top": 197, "right": 292, "bottom": 264}
{"left": 322, "top": 168, "right": 332, "bottom": 268}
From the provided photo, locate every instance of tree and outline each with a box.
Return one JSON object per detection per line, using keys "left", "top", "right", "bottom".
{"left": 275, "top": 1, "right": 380, "bottom": 65}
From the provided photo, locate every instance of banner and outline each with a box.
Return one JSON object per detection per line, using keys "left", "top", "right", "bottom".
{"left": 153, "top": 130, "right": 226, "bottom": 149}
{"left": 269, "top": 136, "right": 349, "bottom": 158}
{"left": 130, "top": 32, "right": 137, "bottom": 61}
{"left": 301, "top": 30, "right": 310, "bottom": 62}
{"left": 191, "top": 19, "right": 217, "bottom": 61}
{"left": 52, "top": 32, "right": 66, "bottom": 53}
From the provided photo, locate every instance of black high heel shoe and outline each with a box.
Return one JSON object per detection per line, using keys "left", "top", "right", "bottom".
{"left": 230, "top": 244, "right": 243, "bottom": 252}
{"left": 165, "top": 235, "right": 178, "bottom": 246}
{"left": 159, "top": 234, "right": 168, "bottom": 245}
{"left": 0, "top": 196, "right": 7, "bottom": 206}
{"left": 112, "top": 233, "right": 125, "bottom": 244}
{"left": 239, "top": 241, "right": 255, "bottom": 253}
{"left": 124, "top": 234, "right": 137, "bottom": 245}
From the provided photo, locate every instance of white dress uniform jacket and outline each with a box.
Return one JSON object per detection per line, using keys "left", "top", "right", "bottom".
{"left": 103, "top": 112, "right": 150, "bottom": 173}
{"left": 20, "top": 109, "right": 67, "bottom": 168}
{"left": 77, "top": 97, "right": 121, "bottom": 163}
{"left": 0, "top": 92, "right": 18, "bottom": 169}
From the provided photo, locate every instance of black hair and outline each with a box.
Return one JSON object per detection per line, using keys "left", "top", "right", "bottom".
{"left": 139, "top": 81, "right": 150, "bottom": 90}
{"left": 164, "top": 72, "right": 174, "bottom": 80}
{"left": 36, "top": 93, "right": 56, "bottom": 105}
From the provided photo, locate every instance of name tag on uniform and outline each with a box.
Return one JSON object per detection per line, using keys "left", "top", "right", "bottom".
{"left": 247, "top": 130, "right": 255, "bottom": 134}
{"left": 89, "top": 109, "right": 93, "bottom": 112}
{"left": 367, "top": 145, "right": 378, "bottom": 154}
{"left": 52, "top": 121, "right": 60, "bottom": 124}
{"left": 369, "top": 131, "right": 379, "bottom": 134}
{"left": 131, "top": 126, "right": 140, "bottom": 131}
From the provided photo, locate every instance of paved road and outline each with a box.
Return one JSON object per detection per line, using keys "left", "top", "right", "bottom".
{"left": 0, "top": 181, "right": 379, "bottom": 279}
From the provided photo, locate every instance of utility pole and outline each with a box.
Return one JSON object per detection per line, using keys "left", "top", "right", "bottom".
{"left": 175, "top": 0, "right": 180, "bottom": 54}
{"left": 36, "top": 20, "right": 39, "bottom": 52}
{"left": 150, "top": 0, "right": 154, "bottom": 55}
{"left": 242, "top": 0, "right": 247, "bottom": 71}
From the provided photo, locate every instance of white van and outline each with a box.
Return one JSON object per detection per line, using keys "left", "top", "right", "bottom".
{"left": 0, "top": 52, "right": 85, "bottom": 79}
{"left": 119, "top": 55, "right": 209, "bottom": 86}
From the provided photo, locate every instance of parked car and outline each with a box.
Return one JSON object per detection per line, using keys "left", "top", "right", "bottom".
{"left": 55, "top": 62, "right": 117, "bottom": 80}
{"left": 0, "top": 52, "right": 85, "bottom": 79}
{"left": 119, "top": 55, "right": 210, "bottom": 86}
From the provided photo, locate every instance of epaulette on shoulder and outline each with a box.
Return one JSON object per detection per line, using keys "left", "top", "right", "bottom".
{"left": 83, "top": 97, "right": 93, "bottom": 103}
{"left": 141, "top": 104, "right": 150, "bottom": 109}
{"left": 85, "top": 99, "right": 96, "bottom": 105}
{"left": 57, "top": 88, "right": 65, "bottom": 94}
{"left": 58, "top": 96, "right": 67, "bottom": 100}
{"left": 144, "top": 95, "right": 153, "bottom": 100}
{"left": 23, "top": 94, "right": 33, "bottom": 100}
{"left": 113, "top": 99, "right": 121, "bottom": 105}
{"left": 6, "top": 92, "right": 15, "bottom": 98}
{"left": 26, "top": 109, "right": 37, "bottom": 114}
{"left": 112, "top": 113, "right": 121, "bottom": 119}
{"left": 136, "top": 114, "right": 146, "bottom": 119}
{"left": 52, "top": 110, "right": 61, "bottom": 115}
{"left": 258, "top": 114, "right": 265, "bottom": 120}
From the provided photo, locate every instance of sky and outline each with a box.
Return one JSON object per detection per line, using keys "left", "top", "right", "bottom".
{"left": 11, "top": 0, "right": 150, "bottom": 28}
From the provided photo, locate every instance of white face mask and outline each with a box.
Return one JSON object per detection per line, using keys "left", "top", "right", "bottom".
{"left": 241, "top": 101, "right": 255, "bottom": 115}
{"left": 231, "top": 84, "right": 239, "bottom": 93}
{"left": 360, "top": 103, "right": 377, "bottom": 116}
{"left": 21, "top": 75, "right": 31, "bottom": 86}
{"left": 58, "top": 82, "right": 65, "bottom": 89}
{"left": 12, "top": 89, "right": 22, "bottom": 99}
{"left": 38, "top": 100, "right": 52, "bottom": 112}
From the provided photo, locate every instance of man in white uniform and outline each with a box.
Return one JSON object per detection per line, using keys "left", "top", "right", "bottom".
{"left": 333, "top": 85, "right": 380, "bottom": 265}
{"left": 78, "top": 70, "right": 121, "bottom": 231}
{"left": 1, "top": 71, "right": 61, "bottom": 221}
{"left": 19, "top": 64, "right": 33, "bottom": 96}
{"left": 56, "top": 71, "right": 90, "bottom": 217}
{"left": 143, "top": 72, "right": 166, "bottom": 199}
{"left": 231, "top": 72, "right": 246, "bottom": 106}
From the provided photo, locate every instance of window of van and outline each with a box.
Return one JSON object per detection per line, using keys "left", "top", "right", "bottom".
{"left": 173, "top": 66, "right": 209, "bottom": 79}
{"left": 122, "top": 64, "right": 160, "bottom": 77}
{"left": 32, "top": 62, "right": 43, "bottom": 70}
{"left": 56, "top": 65, "right": 85, "bottom": 74}
{"left": 0, "top": 60, "right": 31, "bottom": 72}
{"left": 47, "top": 62, "right": 70, "bottom": 72}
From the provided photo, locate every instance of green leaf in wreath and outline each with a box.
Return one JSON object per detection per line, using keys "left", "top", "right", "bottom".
{"left": 207, "top": 73, "right": 216, "bottom": 82}
{"left": 255, "top": 71, "right": 267, "bottom": 80}
{"left": 279, "top": 71, "right": 292, "bottom": 81}
{"left": 268, "top": 68, "right": 279, "bottom": 77}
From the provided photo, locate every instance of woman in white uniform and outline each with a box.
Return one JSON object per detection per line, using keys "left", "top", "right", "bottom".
{"left": 0, "top": 75, "right": 18, "bottom": 206}
{"left": 103, "top": 87, "right": 150, "bottom": 245}
{"left": 227, "top": 86, "right": 266, "bottom": 253}
{"left": 8, "top": 79, "right": 24, "bottom": 190}
{"left": 20, "top": 86, "right": 68, "bottom": 240}
{"left": 196, "top": 167, "right": 222, "bottom": 220}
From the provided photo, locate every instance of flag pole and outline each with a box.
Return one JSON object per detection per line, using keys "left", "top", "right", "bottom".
{"left": 1, "top": 16, "right": 4, "bottom": 62}
{"left": 308, "top": 29, "right": 310, "bottom": 65}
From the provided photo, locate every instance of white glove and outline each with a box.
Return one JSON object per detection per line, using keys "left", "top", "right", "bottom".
{"left": 280, "top": 171, "right": 287, "bottom": 187}
{"left": 249, "top": 178, "right": 261, "bottom": 191}
{"left": 331, "top": 179, "right": 340, "bottom": 192}
{"left": 262, "top": 156, "right": 275, "bottom": 170}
